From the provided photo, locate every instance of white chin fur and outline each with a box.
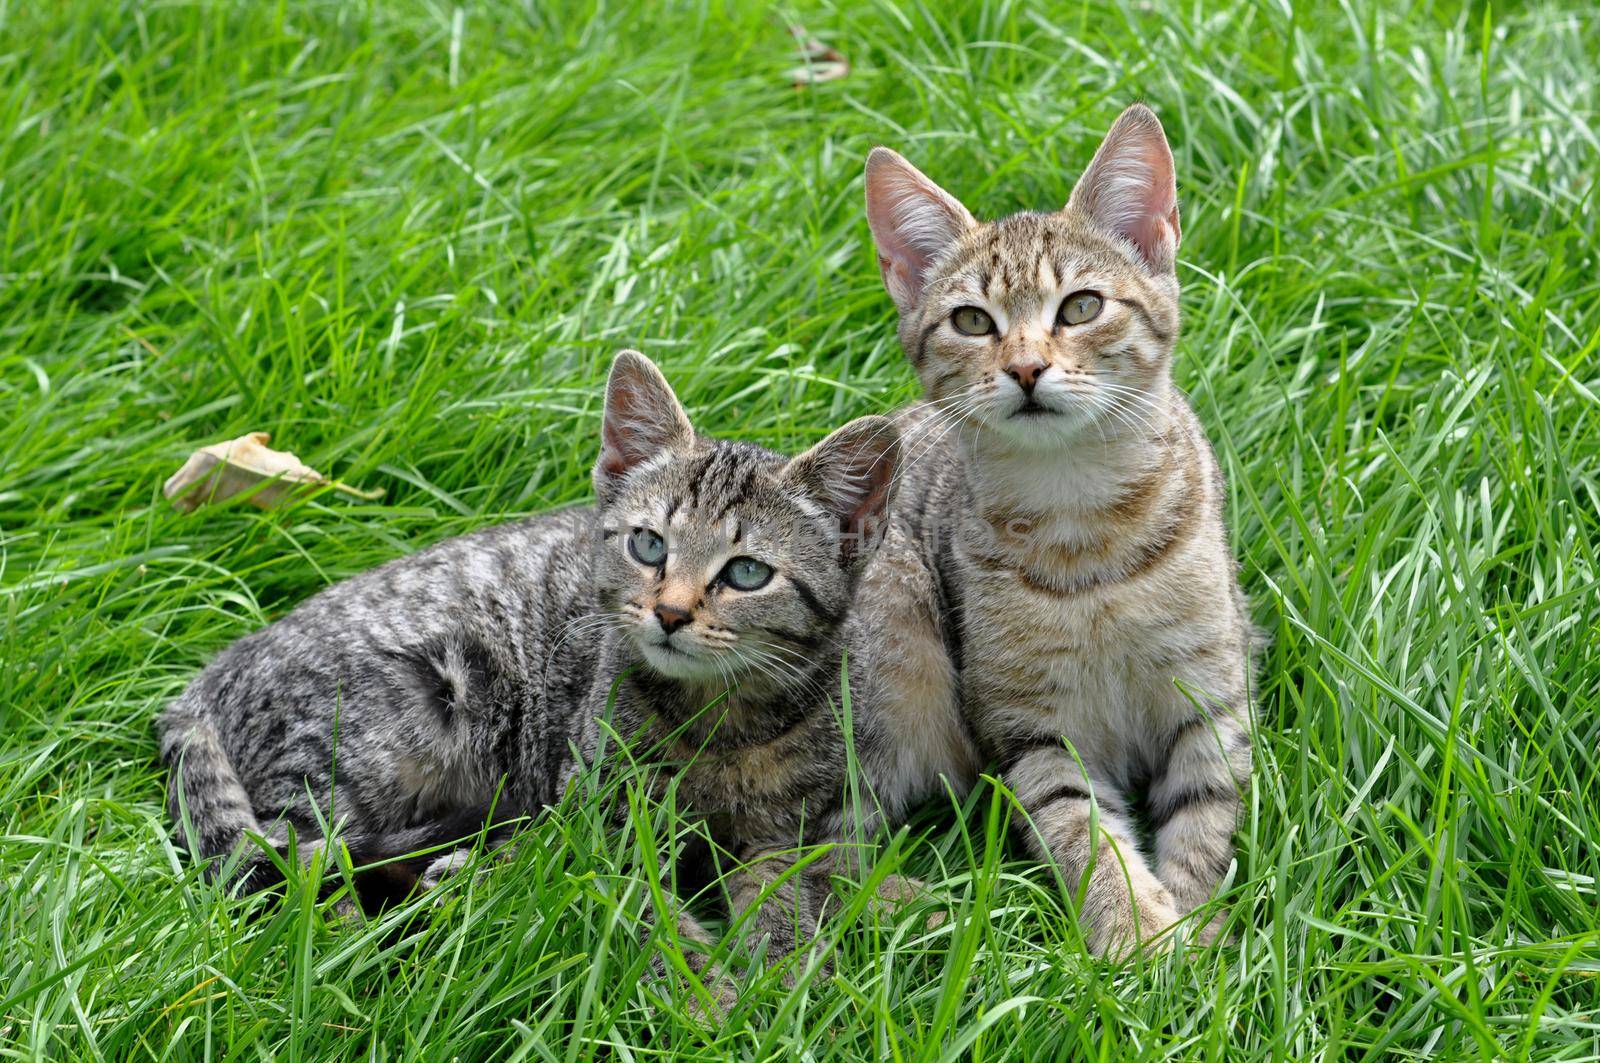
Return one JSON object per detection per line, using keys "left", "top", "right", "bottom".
{"left": 639, "top": 640, "right": 727, "bottom": 680}
{"left": 979, "top": 401, "right": 1103, "bottom": 447}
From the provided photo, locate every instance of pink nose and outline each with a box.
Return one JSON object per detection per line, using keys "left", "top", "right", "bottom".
{"left": 1006, "top": 360, "right": 1046, "bottom": 394}
{"left": 654, "top": 603, "right": 693, "bottom": 634}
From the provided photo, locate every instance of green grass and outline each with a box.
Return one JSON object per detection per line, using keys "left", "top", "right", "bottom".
{"left": 3, "top": 0, "right": 1598, "bottom": 1057}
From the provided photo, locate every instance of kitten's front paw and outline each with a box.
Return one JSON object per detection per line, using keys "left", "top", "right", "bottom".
{"left": 419, "top": 848, "right": 474, "bottom": 892}
{"left": 874, "top": 872, "right": 927, "bottom": 905}
{"left": 869, "top": 873, "right": 948, "bottom": 929}
{"left": 326, "top": 894, "right": 366, "bottom": 926}
{"left": 649, "top": 947, "right": 740, "bottom": 1025}
{"left": 1190, "top": 906, "right": 1231, "bottom": 947}
{"left": 1090, "top": 885, "right": 1179, "bottom": 959}
{"left": 682, "top": 972, "right": 740, "bottom": 1025}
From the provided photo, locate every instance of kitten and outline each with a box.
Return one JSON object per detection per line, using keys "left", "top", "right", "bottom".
{"left": 159, "top": 351, "right": 940, "bottom": 995}
{"left": 863, "top": 105, "right": 1254, "bottom": 954}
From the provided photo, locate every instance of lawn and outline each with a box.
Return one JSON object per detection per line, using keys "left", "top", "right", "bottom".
{"left": 3, "top": 0, "right": 1598, "bottom": 1058}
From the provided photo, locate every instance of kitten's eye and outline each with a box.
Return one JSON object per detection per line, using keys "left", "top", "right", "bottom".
{"left": 721, "top": 556, "right": 773, "bottom": 591}
{"left": 627, "top": 527, "right": 667, "bottom": 566}
{"left": 1058, "top": 291, "right": 1103, "bottom": 326}
{"left": 951, "top": 306, "right": 995, "bottom": 336}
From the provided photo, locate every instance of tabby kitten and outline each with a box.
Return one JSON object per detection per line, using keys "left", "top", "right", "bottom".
{"left": 863, "top": 105, "right": 1253, "bottom": 954}
{"left": 159, "top": 351, "right": 934, "bottom": 993}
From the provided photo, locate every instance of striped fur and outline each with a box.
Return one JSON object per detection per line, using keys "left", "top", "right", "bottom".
{"left": 158, "top": 351, "right": 952, "bottom": 994}
{"left": 866, "top": 105, "right": 1254, "bottom": 955}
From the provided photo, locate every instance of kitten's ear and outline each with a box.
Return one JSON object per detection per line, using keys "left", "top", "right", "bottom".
{"left": 865, "top": 148, "right": 977, "bottom": 313}
{"left": 594, "top": 350, "right": 694, "bottom": 503}
{"left": 1066, "top": 104, "right": 1181, "bottom": 273}
{"left": 782, "top": 415, "right": 901, "bottom": 567}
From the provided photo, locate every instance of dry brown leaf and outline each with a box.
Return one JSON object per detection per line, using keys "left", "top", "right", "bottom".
{"left": 163, "top": 431, "right": 382, "bottom": 513}
{"left": 787, "top": 25, "right": 848, "bottom": 86}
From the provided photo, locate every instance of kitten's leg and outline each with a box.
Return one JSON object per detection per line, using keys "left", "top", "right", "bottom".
{"left": 237, "top": 778, "right": 358, "bottom": 884}
{"left": 638, "top": 889, "right": 738, "bottom": 1020}
{"left": 827, "top": 838, "right": 942, "bottom": 927}
{"left": 419, "top": 848, "right": 474, "bottom": 890}
{"left": 862, "top": 873, "right": 949, "bottom": 929}
{"left": 727, "top": 845, "right": 836, "bottom": 982}
{"left": 868, "top": 872, "right": 927, "bottom": 912}
{"left": 1006, "top": 746, "right": 1177, "bottom": 957}
{"left": 1149, "top": 712, "right": 1250, "bottom": 937}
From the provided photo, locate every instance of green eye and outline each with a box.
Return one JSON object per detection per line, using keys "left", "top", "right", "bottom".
{"left": 1059, "top": 291, "right": 1103, "bottom": 325}
{"left": 722, "top": 556, "right": 773, "bottom": 591}
{"left": 951, "top": 306, "right": 995, "bottom": 336}
{"left": 627, "top": 527, "right": 667, "bottom": 566}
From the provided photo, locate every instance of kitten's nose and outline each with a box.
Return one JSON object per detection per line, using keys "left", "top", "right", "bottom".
{"left": 1006, "top": 359, "right": 1046, "bottom": 394}
{"left": 654, "top": 603, "right": 693, "bottom": 634}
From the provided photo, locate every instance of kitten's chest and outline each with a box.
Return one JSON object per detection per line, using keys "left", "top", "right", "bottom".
{"left": 654, "top": 721, "right": 838, "bottom": 843}
{"left": 962, "top": 513, "right": 1182, "bottom": 657}
{"left": 966, "top": 582, "right": 1148, "bottom": 719}
{"left": 956, "top": 525, "right": 1199, "bottom": 768}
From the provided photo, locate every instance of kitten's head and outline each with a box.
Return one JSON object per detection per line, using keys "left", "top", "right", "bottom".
{"left": 865, "top": 104, "right": 1181, "bottom": 450}
{"left": 592, "top": 351, "right": 900, "bottom": 684}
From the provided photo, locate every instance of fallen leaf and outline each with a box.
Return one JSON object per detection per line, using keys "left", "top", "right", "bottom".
{"left": 163, "top": 431, "right": 383, "bottom": 513}
{"left": 787, "top": 25, "right": 848, "bottom": 86}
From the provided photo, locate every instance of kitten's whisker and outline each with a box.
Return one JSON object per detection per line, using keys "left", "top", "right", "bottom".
{"left": 899, "top": 404, "right": 973, "bottom": 467}
{"left": 891, "top": 396, "right": 973, "bottom": 470}
{"left": 757, "top": 639, "right": 815, "bottom": 664}
{"left": 1105, "top": 399, "right": 1162, "bottom": 440}
{"left": 1093, "top": 381, "right": 1168, "bottom": 418}
{"left": 1071, "top": 380, "right": 1165, "bottom": 441}
{"left": 542, "top": 614, "right": 626, "bottom": 673}
{"left": 754, "top": 648, "right": 828, "bottom": 692}
{"left": 743, "top": 643, "right": 827, "bottom": 699}
{"left": 1098, "top": 399, "right": 1152, "bottom": 442}
{"left": 885, "top": 399, "right": 965, "bottom": 452}
{"left": 1096, "top": 388, "right": 1162, "bottom": 412}
{"left": 1096, "top": 392, "right": 1165, "bottom": 423}
{"left": 889, "top": 401, "right": 975, "bottom": 492}
{"left": 832, "top": 389, "right": 972, "bottom": 463}
{"left": 739, "top": 647, "right": 812, "bottom": 697}
{"left": 750, "top": 641, "right": 820, "bottom": 680}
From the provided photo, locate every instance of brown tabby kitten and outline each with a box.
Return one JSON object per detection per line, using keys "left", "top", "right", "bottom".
{"left": 864, "top": 105, "right": 1253, "bottom": 954}
{"left": 160, "top": 349, "right": 956, "bottom": 1012}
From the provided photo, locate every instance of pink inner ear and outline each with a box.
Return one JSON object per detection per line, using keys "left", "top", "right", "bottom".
{"left": 843, "top": 471, "right": 893, "bottom": 539}
{"left": 598, "top": 362, "right": 690, "bottom": 482}
{"left": 603, "top": 383, "right": 651, "bottom": 466}
{"left": 1096, "top": 147, "right": 1176, "bottom": 266}
{"left": 1069, "top": 109, "right": 1181, "bottom": 271}
{"left": 1124, "top": 140, "right": 1178, "bottom": 264}
{"left": 877, "top": 252, "right": 917, "bottom": 303}
{"left": 865, "top": 149, "right": 974, "bottom": 307}
{"left": 1125, "top": 201, "right": 1178, "bottom": 267}
{"left": 830, "top": 444, "right": 897, "bottom": 556}
{"left": 785, "top": 418, "right": 901, "bottom": 563}
{"left": 598, "top": 431, "right": 634, "bottom": 480}
{"left": 866, "top": 175, "right": 935, "bottom": 287}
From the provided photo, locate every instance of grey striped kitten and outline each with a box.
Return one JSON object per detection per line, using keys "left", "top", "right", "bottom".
{"left": 864, "top": 105, "right": 1254, "bottom": 954}
{"left": 159, "top": 351, "right": 942, "bottom": 998}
